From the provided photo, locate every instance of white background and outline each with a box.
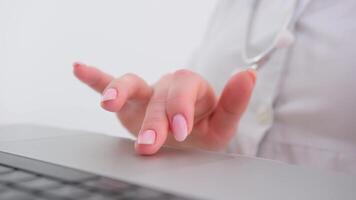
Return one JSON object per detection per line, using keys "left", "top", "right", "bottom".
{"left": 0, "top": 0, "right": 216, "bottom": 137}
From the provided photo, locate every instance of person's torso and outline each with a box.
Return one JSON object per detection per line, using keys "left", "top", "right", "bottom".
{"left": 188, "top": 0, "right": 356, "bottom": 173}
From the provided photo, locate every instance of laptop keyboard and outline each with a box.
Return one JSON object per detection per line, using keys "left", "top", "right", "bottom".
{"left": 0, "top": 151, "right": 194, "bottom": 200}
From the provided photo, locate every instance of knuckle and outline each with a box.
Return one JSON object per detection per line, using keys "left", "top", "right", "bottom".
{"left": 173, "top": 69, "right": 196, "bottom": 78}
{"left": 120, "top": 73, "right": 140, "bottom": 82}
{"left": 152, "top": 73, "right": 172, "bottom": 88}
{"left": 162, "top": 72, "right": 173, "bottom": 78}
{"left": 158, "top": 73, "right": 173, "bottom": 83}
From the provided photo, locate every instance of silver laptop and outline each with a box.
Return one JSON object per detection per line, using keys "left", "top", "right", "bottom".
{"left": 0, "top": 124, "right": 355, "bottom": 200}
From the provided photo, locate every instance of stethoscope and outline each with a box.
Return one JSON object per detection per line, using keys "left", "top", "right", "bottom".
{"left": 242, "top": 0, "right": 300, "bottom": 71}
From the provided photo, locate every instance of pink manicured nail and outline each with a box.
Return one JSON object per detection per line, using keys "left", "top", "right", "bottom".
{"left": 172, "top": 114, "right": 188, "bottom": 142}
{"left": 137, "top": 130, "right": 156, "bottom": 145}
{"left": 73, "top": 62, "right": 86, "bottom": 68}
{"left": 102, "top": 88, "right": 117, "bottom": 102}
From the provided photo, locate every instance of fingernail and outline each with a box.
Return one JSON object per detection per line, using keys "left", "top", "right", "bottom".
{"left": 137, "top": 130, "right": 156, "bottom": 145}
{"left": 73, "top": 62, "right": 86, "bottom": 68}
{"left": 172, "top": 114, "right": 188, "bottom": 142}
{"left": 102, "top": 88, "right": 117, "bottom": 102}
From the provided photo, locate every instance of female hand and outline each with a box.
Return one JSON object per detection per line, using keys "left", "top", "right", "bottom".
{"left": 73, "top": 63, "right": 256, "bottom": 155}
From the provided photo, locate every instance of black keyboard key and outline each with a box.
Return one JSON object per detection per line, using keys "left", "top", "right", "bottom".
{"left": 44, "top": 185, "right": 93, "bottom": 199}
{"left": 0, "top": 152, "right": 97, "bottom": 183}
{"left": 167, "top": 196, "right": 194, "bottom": 200}
{"left": 122, "top": 187, "right": 164, "bottom": 199}
{"left": 0, "top": 151, "right": 195, "bottom": 200}
{"left": 83, "top": 177, "right": 132, "bottom": 194}
{"left": 86, "top": 194, "right": 119, "bottom": 200}
{"left": 0, "top": 165, "right": 14, "bottom": 174}
{"left": 0, "top": 189, "right": 36, "bottom": 200}
{"left": 0, "top": 184, "right": 8, "bottom": 193}
{"left": 0, "top": 171, "right": 37, "bottom": 183}
{"left": 16, "top": 177, "right": 61, "bottom": 191}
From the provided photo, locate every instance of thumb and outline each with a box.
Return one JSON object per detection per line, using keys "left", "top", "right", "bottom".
{"left": 209, "top": 69, "right": 256, "bottom": 139}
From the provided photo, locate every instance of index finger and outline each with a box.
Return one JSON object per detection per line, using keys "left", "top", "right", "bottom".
{"left": 73, "top": 62, "right": 114, "bottom": 93}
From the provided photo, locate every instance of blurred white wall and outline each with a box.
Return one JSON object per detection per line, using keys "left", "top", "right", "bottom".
{"left": 0, "top": 0, "right": 216, "bottom": 137}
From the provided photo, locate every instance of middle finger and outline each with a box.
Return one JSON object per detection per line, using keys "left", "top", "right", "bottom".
{"left": 135, "top": 74, "right": 172, "bottom": 155}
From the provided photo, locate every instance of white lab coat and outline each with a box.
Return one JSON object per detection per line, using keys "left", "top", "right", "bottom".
{"left": 188, "top": 0, "right": 356, "bottom": 173}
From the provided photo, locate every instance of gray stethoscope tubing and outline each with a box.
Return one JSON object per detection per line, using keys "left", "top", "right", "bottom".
{"left": 242, "top": 0, "right": 299, "bottom": 71}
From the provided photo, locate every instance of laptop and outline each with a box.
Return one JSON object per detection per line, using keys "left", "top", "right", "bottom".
{"left": 0, "top": 124, "right": 355, "bottom": 200}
